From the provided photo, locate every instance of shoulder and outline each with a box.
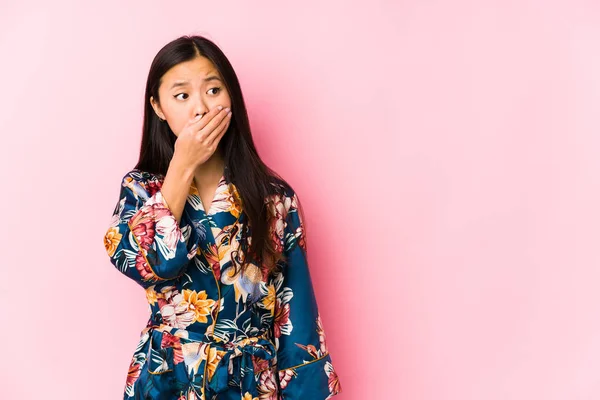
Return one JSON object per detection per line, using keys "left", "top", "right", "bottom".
{"left": 119, "top": 168, "right": 163, "bottom": 197}
{"left": 120, "top": 168, "right": 159, "bottom": 183}
{"left": 264, "top": 176, "right": 301, "bottom": 220}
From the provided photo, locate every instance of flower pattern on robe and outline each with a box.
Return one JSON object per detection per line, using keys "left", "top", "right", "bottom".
{"left": 104, "top": 168, "right": 342, "bottom": 399}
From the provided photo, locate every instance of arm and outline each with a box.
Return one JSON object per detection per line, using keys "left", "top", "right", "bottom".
{"left": 156, "top": 159, "right": 195, "bottom": 225}
{"left": 103, "top": 169, "right": 198, "bottom": 289}
{"left": 273, "top": 190, "right": 342, "bottom": 399}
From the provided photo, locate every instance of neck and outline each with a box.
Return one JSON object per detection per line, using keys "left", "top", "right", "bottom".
{"left": 194, "top": 149, "right": 225, "bottom": 187}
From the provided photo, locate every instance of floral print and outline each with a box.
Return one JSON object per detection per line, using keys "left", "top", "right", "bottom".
{"left": 104, "top": 168, "right": 341, "bottom": 399}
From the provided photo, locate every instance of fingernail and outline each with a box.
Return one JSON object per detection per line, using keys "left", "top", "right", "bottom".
{"left": 225, "top": 107, "right": 231, "bottom": 112}
{"left": 217, "top": 105, "right": 223, "bottom": 110}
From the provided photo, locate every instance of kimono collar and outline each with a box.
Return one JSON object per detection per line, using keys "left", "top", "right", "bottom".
{"left": 186, "top": 164, "right": 243, "bottom": 218}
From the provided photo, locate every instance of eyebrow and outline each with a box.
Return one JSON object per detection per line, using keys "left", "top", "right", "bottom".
{"left": 169, "top": 76, "right": 222, "bottom": 90}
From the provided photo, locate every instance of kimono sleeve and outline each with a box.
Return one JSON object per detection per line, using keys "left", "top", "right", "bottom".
{"left": 273, "top": 190, "right": 342, "bottom": 399}
{"left": 102, "top": 170, "right": 197, "bottom": 289}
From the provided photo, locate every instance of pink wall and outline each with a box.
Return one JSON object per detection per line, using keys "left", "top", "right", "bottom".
{"left": 2, "top": 0, "right": 600, "bottom": 398}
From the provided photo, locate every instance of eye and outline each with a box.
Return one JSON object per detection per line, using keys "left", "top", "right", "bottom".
{"left": 208, "top": 87, "right": 221, "bottom": 95}
{"left": 174, "top": 93, "right": 188, "bottom": 100}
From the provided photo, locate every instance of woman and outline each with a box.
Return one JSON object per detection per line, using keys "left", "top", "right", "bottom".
{"left": 103, "top": 35, "right": 342, "bottom": 400}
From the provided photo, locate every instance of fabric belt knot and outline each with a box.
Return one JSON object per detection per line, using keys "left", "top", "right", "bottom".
{"left": 206, "top": 336, "right": 277, "bottom": 398}
{"left": 142, "top": 323, "right": 276, "bottom": 399}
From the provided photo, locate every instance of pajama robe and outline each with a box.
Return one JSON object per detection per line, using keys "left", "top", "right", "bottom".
{"left": 103, "top": 168, "right": 342, "bottom": 400}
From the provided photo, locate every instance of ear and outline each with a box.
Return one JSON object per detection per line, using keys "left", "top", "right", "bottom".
{"left": 149, "top": 96, "right": 165, "bottom": 120}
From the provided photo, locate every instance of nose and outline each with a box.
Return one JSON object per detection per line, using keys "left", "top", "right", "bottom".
{"left": 193, "top": 94, "right": 209, "bottom": 119}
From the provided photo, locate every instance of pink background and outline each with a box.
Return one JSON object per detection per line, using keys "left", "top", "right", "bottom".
{"left": 2, "top": 0, "right": 600, "bottom": 398}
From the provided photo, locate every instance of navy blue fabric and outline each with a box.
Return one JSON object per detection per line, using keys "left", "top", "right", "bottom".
{"left": 104, "top": 169, "right": 342, "bottom": 399}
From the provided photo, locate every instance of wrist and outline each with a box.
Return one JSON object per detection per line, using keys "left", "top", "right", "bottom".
{"left": 168, "top": 157, "right": 195, "bottom": 183}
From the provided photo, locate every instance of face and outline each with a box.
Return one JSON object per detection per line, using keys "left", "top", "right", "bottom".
{"left": 150, "top": 56, "right": 232, "bottom": 136}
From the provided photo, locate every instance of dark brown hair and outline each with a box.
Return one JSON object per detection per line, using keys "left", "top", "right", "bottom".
{"left": 135, "top": 35, "right": 299, "bottom": 276}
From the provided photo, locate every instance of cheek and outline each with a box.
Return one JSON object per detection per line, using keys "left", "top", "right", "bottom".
{"left": 164, "top": 110, "right": 189, "bottom": 136}
{"left": 220, "top": 90, "right": 232, "bottom": 106}
{"left": 165, "top": 119, "right": 185, "bottom": 137}
{"left": 171, "top": 123, "right": 186, "bottom": 137}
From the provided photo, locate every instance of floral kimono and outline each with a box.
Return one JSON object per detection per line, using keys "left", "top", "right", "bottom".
{"left": 103, "top": 168, "right": 342, "bottom": 400}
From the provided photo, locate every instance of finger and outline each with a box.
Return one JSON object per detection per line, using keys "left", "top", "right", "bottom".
{"left": 206, "top": 111, "right": 232, "bottom": 141}
{"left": 191, "top": 107, "right": 225, "bottom": 134}
{"left": 206, "top": 114, "right": 231, "bottom": 146}
{"left": 208, "top": 120, "right": 229, "bottom": 149}
{"left": 190, "top": 105, "right": 225, "bottom": 129}
{"left": 182, "top": 107, "right": 216, "bottom": 133}
{"left": 197, "top": 108, "right": 230, "bottom": 140}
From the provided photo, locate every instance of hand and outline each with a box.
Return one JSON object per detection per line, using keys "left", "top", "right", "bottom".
{"left": 173, "top": 105, "right": 232, "bottom": 170}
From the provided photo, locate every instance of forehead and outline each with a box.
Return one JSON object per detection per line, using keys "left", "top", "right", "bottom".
{"left": 161, "top": 56, "right": 221, "bottom": 88}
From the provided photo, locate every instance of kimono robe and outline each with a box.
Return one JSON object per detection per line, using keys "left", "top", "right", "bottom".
{"left": 103, "top": 168, "right": 342, "bottom": 400}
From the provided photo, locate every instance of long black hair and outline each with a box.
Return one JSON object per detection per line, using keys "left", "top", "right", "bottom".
{"left": 134, "top": 34, "right": 300, "bottom": 276}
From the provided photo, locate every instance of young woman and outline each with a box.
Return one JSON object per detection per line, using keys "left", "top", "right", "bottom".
{"left": 103, "top": 35, "right": 342, "bottom": 400}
